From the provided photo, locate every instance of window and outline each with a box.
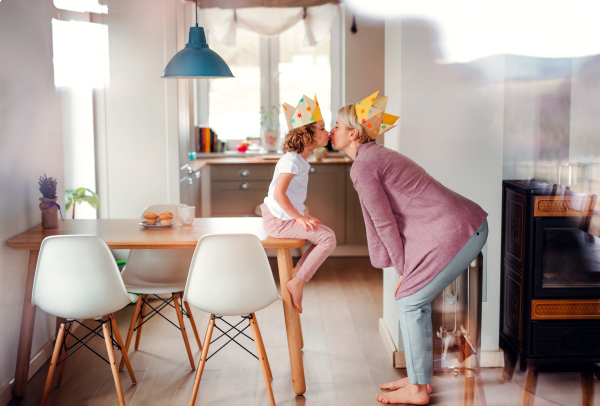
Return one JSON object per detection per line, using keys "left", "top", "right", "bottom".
{"left": 202, "top": 18, "right": 339, "bottom": 145}
{"left": 279, "top": 22, "right": 332, "bottom": 130}
{"left": 207, "top": 31, "right": 261, "bottom": 141}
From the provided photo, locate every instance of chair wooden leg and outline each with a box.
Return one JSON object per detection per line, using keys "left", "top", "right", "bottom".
{"left": 251, "top": 315, "right": 272, "bottom": 380}
{"left": 250, "top": 313, "right": 275, "bottom": 406}
{"left": 55, "top": 322, "right": 72, "bottom": 386}
{"left": 183, "top": 298, "right": 202, "bottom": 350}
{"left": 189, "top": 315, "right": 215, "bottom": 406}
{"left": 134, "top": 295, "right": 148, "bottom": 350}
{"left": 119, "top": 295, "right": 143, "bottom": 371}
{"left": 102, "top": 320, "right": 126, "bottom": 406}
{"left": 173, "top": 293, "right": 196, "bottom": 370}
{"left": 40, "top": 323, "right": 66, "bottom": 406}
{"left": 109, "top": 314, "right": 136, "bottom": 384}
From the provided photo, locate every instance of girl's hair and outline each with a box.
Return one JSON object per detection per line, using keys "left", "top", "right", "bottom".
{"left": 282, "top": 122, "right": 318, "bottom": 153}
{"left": 337, "top": 104, "right": 373, "bottom": 145}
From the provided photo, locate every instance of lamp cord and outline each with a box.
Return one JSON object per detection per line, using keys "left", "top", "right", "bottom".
{"left": 195, "top": 0, "right": 198, "bottom": 27}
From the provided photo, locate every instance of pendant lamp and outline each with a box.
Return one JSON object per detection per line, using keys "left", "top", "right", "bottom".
{"left": 161, "top": 0, "right": 234, "bottom": 78}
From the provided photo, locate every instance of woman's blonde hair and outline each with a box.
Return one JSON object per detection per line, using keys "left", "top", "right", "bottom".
{"left": 282, "top": 122, "right": 317, "bottom": 153}
{"left": 337, "top": 104, "right": 373, "bottom": 145}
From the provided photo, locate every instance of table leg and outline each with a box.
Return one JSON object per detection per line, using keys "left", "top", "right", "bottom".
{"left": 298, "top": 315, "right": 304, "bottom": 350}
{"left": 276, "top": 248, "right": 306, "bottom": 395}
{"left": 13, "top": 250, "right": 39, "bottom": 398}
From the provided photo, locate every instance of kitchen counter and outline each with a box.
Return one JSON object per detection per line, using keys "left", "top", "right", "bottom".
{"left": 187, "top": 155, "right": 353, "bottom": 172}
{"left": 181, "top": 153, "right": 366, "bottom": 246}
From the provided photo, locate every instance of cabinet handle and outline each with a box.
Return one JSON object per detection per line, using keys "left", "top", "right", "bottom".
{"left": 188, "top": 167, "right": 194, "bottom": 174}
{"left": 239, "top": 182, "right": 249, "bottom": 190}
{"left": 239, "top": 169, "right": 250, "bottom": 177}
{"left": 310, "top": 167, "right": 316, "bottom": 173}
{"left": 188, "top": 177, "right": 193, "bottom": 185}
{"left": 195, "top": 171, "right": 201, "bottom": 179}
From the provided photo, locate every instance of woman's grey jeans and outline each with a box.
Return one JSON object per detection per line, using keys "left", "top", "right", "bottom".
{"left": 396, "top": 218, "right": 488, "bottom": 385}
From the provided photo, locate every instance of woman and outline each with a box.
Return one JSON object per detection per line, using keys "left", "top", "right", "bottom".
{"left": 329, "top": 100, "right": 488, "bottom": 405}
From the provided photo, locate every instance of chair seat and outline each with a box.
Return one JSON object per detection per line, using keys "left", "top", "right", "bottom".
{"left": 125, "top": 282, "right": 186, "bottom": 295}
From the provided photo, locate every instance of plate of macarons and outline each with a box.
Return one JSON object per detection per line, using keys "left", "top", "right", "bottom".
{"left": 140, "top": 211, "right": 177, "bottom": 228}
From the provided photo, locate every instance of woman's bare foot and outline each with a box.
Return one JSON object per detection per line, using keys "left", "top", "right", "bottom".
{"left": 380, "top": 378, "right": 432, "bottom": 393}
{"left": 376, "top": 383, "right": 430, "bottom": 404}
{"left": 286, "top": 276, "right": 306, "bottom": 313}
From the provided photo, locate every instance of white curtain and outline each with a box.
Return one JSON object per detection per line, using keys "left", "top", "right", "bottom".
{"left": 201, "top": 4, "right": 339, "bottom": 46}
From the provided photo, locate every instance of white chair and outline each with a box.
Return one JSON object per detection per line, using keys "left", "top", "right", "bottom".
{"left": 184, "top": 234, "right": 280, "bottom": 406}
{"left": 119, "top": 204, "right": 201, "bottom": 372}
{"left": 32, "top": 235, "right": 137, "bottom": 406}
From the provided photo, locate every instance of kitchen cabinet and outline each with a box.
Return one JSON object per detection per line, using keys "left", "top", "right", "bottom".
{"left": 210, "top": 165, "right": 274, "bottom": 217}
{"left": 184, "top": 159, "right": 369, "bottom": 246}
{"left": 345, "top": 166, "right": 368, "bottom": 245}
{"left": 304, "top": 164, "right": 347, "bottom": 245}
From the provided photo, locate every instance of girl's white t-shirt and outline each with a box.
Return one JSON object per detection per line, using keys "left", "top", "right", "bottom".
{"left": 264, "top": 151, "right": 310, "bottom": 221}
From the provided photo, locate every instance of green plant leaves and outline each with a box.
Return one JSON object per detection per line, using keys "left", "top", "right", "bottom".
{"left": 65, "top": 188, "right": 99, "bottom": 211}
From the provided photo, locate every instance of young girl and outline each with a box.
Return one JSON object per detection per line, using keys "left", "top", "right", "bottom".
{"left": 261, "top": 94, "right": 336, "bottom": 313}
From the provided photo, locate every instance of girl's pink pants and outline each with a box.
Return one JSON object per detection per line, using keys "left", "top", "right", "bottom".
{"left": 261, "top": 204, "right": 336, "bottom": 282}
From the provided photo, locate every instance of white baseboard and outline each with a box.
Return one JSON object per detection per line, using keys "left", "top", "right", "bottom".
{"left": 0, "top": 337, "right": 55, "bottom": 406}
{"left": 0, "top": 322, "right": 81, "bottom": 406}
{"left": 480, "top": 349, "right": 505, "bottom": 367}
{"left": 378, "top": 318, "right": 505, "bottom": 369}
{"left": 379, "top": 318, "right": 406, "bottom": 368}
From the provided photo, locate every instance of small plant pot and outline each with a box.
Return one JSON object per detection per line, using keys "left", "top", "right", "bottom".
{"left": 39, "top": 197, "right": 59, "bottom": 229}
{"left": 261, "top": 131, "right": 280, "bottom": 152}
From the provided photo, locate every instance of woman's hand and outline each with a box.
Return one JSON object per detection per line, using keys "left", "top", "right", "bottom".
{"left": 394, "top": 275, "right": 403, "bottom": 297}
{"left": 295, "top": 215, "right": 319, "bottom": 232}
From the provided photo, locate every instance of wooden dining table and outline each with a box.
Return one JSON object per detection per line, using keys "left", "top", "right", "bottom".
{"left": 6, "top": 218, "right": 307, "bottom": 398}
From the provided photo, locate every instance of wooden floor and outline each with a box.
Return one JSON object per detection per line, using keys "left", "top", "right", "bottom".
{"left": 10, "top": 258, "right": 600, "bottom": 406}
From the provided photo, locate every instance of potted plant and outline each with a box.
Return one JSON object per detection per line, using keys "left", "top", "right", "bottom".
{"left": 260, "top": 105, "right": 280, "bottom": 152}
{"left": 65, "top": 188, "right": 99, "bottom": 219}
{"left": 38, "top": 174, "right": 60, "bottom": 229}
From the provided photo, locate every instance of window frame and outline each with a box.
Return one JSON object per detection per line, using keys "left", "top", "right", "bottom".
{"left": 194, "top": 9, "right": 343, "bottom": 143}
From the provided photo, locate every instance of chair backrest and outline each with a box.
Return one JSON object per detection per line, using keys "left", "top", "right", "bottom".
{"left": 124, "top": 204, "right": 193, "bottom": 287}
{"left": 32, "top": 235, "right": 132, "bottom": 319}
{"left": 121, "top": 248, "right": 194, "bottom": 287}
{"left": 183, "top": 234, "right": 279, "bottom": 316}
{"left": 141, "top": 204, "right": 187, "bottom": 220}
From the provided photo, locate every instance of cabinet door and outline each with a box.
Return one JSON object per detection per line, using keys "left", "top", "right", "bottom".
{"left": 211, "top": 180, "right": 270, "bottom": 217}
{"left": 345, "top": 165, "right": 368, "bottom": 245}
{"left": 305, "top": 165, "right": 346, "bottom": 245}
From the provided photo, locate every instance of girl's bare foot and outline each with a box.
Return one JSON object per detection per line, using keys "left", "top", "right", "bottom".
{"left": 376, "top": 383, "right": 430, "bottom": 404}
{"left": 286, "top": 276, "right": 305, "bottom": 313}
{"left": 380, "top": 378, "right": 432, "bottom": 393}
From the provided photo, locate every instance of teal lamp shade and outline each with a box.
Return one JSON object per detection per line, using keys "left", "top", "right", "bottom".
{"left": 162, "top": 27, "right": 234, "bottom": 78}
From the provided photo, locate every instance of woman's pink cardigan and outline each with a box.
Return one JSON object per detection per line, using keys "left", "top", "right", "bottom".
{"left": 350, "top": 142, "right": 488, "bottom": 299}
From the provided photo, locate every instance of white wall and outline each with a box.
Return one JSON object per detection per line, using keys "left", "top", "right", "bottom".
{"left": 99, "top": 0, "right": 182, "bottom": 219}
{"left": 344, "top": 11, "right": 385, "bottom": 106}
{"left": 0, "top": 0, "right": 64, "bottom": 397}
{"left": 383, "top": 19, "right": 505, "bottom": 353}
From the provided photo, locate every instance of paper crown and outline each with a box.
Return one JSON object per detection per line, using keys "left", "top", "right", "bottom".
{"left": 354, "top": 91, "right": 399, "bottom": 138}
{"left": 282, "top": 94, "right": 324, "bottom": 131}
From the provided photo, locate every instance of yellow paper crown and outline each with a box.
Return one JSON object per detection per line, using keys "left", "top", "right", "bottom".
{"left": 354, "top": 91, "right": 399, "bottom": 138}
{"left": 282, "top": 94, "right": 324, "bottom": 131}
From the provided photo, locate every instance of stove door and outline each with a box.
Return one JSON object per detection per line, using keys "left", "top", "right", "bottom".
{"left": 534, "top": 217, "right": 600, "bottom": 298}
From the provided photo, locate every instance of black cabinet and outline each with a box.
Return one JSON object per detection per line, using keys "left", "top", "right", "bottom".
{"left": 500, "top": 180, "right": 600, "bottom": 366}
